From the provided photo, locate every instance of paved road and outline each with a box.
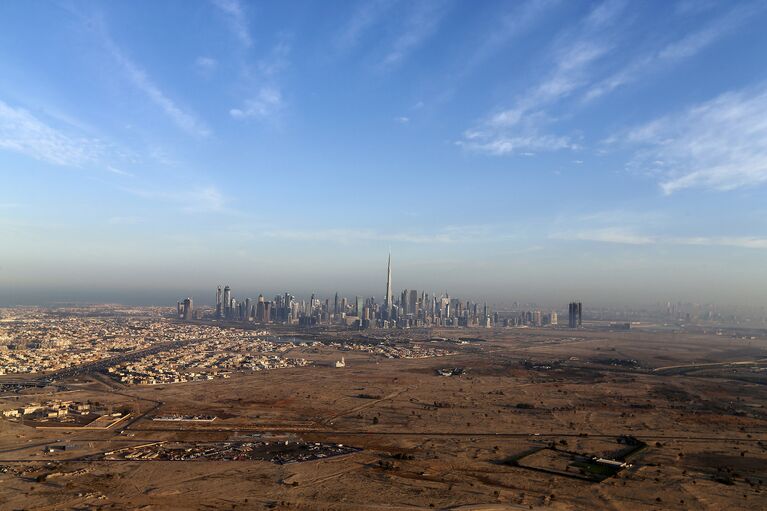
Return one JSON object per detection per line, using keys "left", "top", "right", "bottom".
{"left": 123, "top": 427, "right": 766, "bottom": 443}
{"left": 0, "top": 440, "right": 53, "bottom": 454}
{"left": 653, "top": 359, "right": 767, "bottom": 375}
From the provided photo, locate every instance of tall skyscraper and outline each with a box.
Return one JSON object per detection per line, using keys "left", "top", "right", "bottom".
{"left": 182, "top": 297, "right": 193, "bottom": 321}
{"left": 257, "top": 294, "right": 265, "bottom": 322}
{"left": 215, "top": 286, "right": 222, "bottom": 319}
{"left": 384, "top": 252, "right": 392, "bottom": 320}
{"left": 223, "top": 285, "right": 231, "bottom": 318}
{"left": 568, "top": 302, "right": 582, "bottom": 328}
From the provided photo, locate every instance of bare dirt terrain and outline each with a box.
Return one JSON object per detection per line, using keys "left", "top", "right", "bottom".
{"left": 1, "top": 326, "right": 766, "bottom": 510}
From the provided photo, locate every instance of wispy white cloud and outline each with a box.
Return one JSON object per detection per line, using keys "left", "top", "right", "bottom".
{"left": 264, "top": 225, "right": 508, "bottom": 244}
{"left": 459, "top": 0, "right": 624, "bottom": 155}
{"left": 380, "top": 1, "right": 450, "bottom": 68}
{"left": 265, "top": 228, "right": 454, "bottom": 244}
{"left": 0, "top": 100, "right": 102, "bottom": 167}
{"left": 573, "top": 209, "right": 663, "bottom": 225}
{"left": 230, "top": 87, "right": 283, "bottom": 120}
{"left": 335, "top": 0, "right": 396, "bottom": 51}
{"left": 231, "top": 40, "right": 291, "bottom": 121}
{"left": 210, "top": 0, "right": 253, "bottom": 48}
{"left": 615, "top": 84, "right": 767, "bottom": 194}
{"left": 552, "top": 209, "right": 767, "bottom": 248}
{"left": 106, "top": 165, "right": 134, "bottom": 177}
{"left": 552, "top": 227, "right": 655, "bottom": 245}
{"left": 147, "top": 147, "right": 179, "bottom": 167}
{"left": 673, "top": 236, "right": 767, "bottom": 249}
{"left": 674, "top": 0, "right": 718, "bottom": 16}
{"left": 126, "top": 185, "right": 230, "bottom": 214}
{"left": 394, "top": 116, "right": 410, "bottom": 124}
{"left": 107, "top": 216, "right": 143, "bottom": 225}
{"left": 583, "top": 0, "right": 627, "bottom": 28}
{"left": 335, "top": 0, "right": 449, "bottom": 68}
{"left": 553, "top": 228, "right": 767, "bottom": 249}
{"left": 257, "top": 40, "right": 291, "bottom": 77}
{"left": 457, "top": 132, "right": 576, "bottom": 155}
{"left": 102, "top": 35, "right": 210, "bottom": 137}
{"left": 584, "top": 3, "right": 765, "bottom": 101}
{"left": 465, "top": 0, "right": 560, "bottom": 71}
{"left": 194, "top": 56, "right": 218, "bottom": 77}
{"left": 490, "top": 39, "right": 609, "bottom": 126}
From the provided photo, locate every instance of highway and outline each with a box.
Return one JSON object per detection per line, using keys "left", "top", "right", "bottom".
{"left": 122, "top": 426, "right": 767, "bottom": 443}
{"left": 653, "top": 358, "right": 767, "bottom": 375}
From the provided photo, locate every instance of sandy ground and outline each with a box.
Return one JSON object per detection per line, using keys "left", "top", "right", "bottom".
{"left": 1, "top": 327, "right": 766, "bottom": 510}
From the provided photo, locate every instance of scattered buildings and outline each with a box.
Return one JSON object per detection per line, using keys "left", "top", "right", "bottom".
{"left": 104, "top": 440, "right": 361, "bottom": 464}
{"left": 106, "top": 335, "right": 308, "bottom": 385}
{"left": 0, "top": 312, "right": 266, "bottom": 376}
{"left": 0, "top": 399, "right": 128, "bottom": 429}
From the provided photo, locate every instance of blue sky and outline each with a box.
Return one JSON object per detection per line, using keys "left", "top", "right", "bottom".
{"left": 1, "top": 0, "right": 767, "bottom": 307}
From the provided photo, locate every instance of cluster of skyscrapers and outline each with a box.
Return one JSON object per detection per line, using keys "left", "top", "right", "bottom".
{"left": 192, "top": 254, "right": 494, "bottom": 329}
{"left": 177, "top": 254, "right": 584, "bottom": 329}
{"left": 208, "top": 289, "right": 495, "bottom": 330}
{"left": 502, "top": 310, "right": 558, "bottom": 328}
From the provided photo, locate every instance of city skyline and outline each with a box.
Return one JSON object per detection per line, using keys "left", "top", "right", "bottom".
{"left": 169, "top": 255, "right": 744, "bottom": 326}
{"left": 190, "top": 253, "right": 516, "bottom": 329}
{"left": 2, "top": 3, "right": 767, "bottom": 509}
{"left": 2, "top": 1, "right": 767, "bottom": 308}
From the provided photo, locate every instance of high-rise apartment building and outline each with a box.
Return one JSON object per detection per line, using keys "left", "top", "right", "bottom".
{"left": 182, "top": 297, "right": 193, "bottom": 321}
{"left": 408, "top": 289, "right": 418, "bottom": 315}
{"left": 568, "top": 302, "right": 582, "bottom": 328}
{"left": 223, "top": 285, "right": 231, "bottom": 318}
